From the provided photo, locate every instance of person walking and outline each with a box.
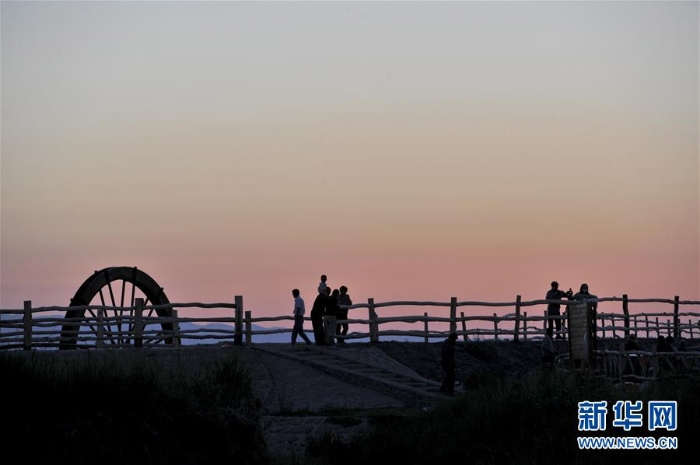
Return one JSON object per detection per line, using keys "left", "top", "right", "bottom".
{"left": 291, "top": 288, "right": 312, "bottom": 345}
{"left": 336, "top": 285, "right": 352, "bottom": 344}
{"left": 310, "top": 289, "right": 327, "bottom": 346}
{"left": 324, "top": 288, "right": 340, "bottom": 346}
{"left": 545, "top": 281, "right": 571, "bottom": 339}
{"left": 439, "top": 333, "right": 458, "bottom": 395}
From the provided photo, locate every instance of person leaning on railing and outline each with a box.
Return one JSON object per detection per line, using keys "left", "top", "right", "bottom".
{"left": 545, "top": 281, "right": 573, "bottom": 339}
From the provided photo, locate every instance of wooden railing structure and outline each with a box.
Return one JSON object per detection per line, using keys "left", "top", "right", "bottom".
{"left": 1, "top": 295, "right": 699, "bottom": 351}
{"left": 593, "top": 349, "right": 700, "bottom": 383}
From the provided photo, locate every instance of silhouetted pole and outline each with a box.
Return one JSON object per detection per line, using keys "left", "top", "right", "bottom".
{"left": 673, "top": 296, "right": 680, "bottom": 339}
{"left": 134, "top": 298, "right": 144, "bottom": 348}
{"left": 97, "top": 308, "right": 105, "bottom": 348}
{"left": 450, "top": 297, "right": 457, "bottom": 334}
{"left": 424, "top": 312, "right": 429, "bottom": 344}
{"left": 23, "top": 300, "right": 32, "bottom": 351}
{"left": 514, "top": 295, "right": 521, "bottom": 342}
{"left": 234, "top": 295, "right": 243, "bottom": 345}
{"left": 245, "top": 311, "right": 252, "bottom": 345}
{"left": 622, "top": 294, "right": 629, "bottom": 338}
{"left": 368, "top": 298, "right": 378, "bottom": 343}
{"left": 460, "top": 312, "right": 467, "bottom": 342}
{"left": 171, "top": 309, "right": 180, "bottom": 347}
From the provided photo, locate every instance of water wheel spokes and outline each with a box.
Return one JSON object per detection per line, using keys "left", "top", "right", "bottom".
{"left": 59, "top": 266, "right": 179, "bottom": 349}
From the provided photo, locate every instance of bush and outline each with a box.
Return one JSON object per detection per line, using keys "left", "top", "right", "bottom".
{"left": 0, "top": 350, "right": 268, "bottom": 465}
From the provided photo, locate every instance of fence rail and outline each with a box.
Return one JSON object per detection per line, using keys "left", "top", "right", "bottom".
{"left": 2, "top": 294, "right": 700, "bottom": 351}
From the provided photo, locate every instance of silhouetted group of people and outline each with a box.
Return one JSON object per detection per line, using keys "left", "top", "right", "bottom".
{"left": 656, "top": 334, "right": 685, "bottom": 352}
{"left": 291, "top": 275, "right": 353, "bottom": 347}
{"left": 545, "top": 281, "right": 599, "bottom": 338}
{"left": 541, "top": 281, "right": 600, "bottom": 365}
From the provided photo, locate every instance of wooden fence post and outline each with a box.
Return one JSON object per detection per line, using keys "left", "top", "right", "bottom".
{"left": 601, "top": 314, "right": 606, "bottom": 339}
{"left": 655, "top": 317, "right": 660, "bottom": 337}
{"left": 134, "top": 298, "right": 144, "bottom": 348}
{"left": 450, "top": 297, "right": 457, "bottom": 335}
{"left": 493, "top": 313, "right": 498, "bottom": 340}
{"left": 611, "top": 317, "right": 616, "bottom": 339}
{"left": 171, "top": 309, "right": 180, "bottom": 347}
{"left": 234, "top": 295, "right": 243, "bottom": 345}
{"left": 514, "top": 295, "right": 521, "bottom": 342}
{"left": 424, "top": 312, "right": 429, "bottom": 344}
{"left": 245, "top": 310, "right": 252, "bottom": 345}
{"left": 543, "top": 310, "right": 547, "bottom": 331}
{"left": 645, "top": 315, "right": 650, "bottom": 339}
{"left": 523, "top": 311, "right": 528, "bottom": 340}
{"left": 688, "top": 319, "right": 693, "bottom": 339}
{"left": 96, "top": 308, "right": 105, "bottom": 349}
{"left": 460, "top": 312, "right": 467, "bottom": 342}
{"left": 561, "top": 312, "right": 567, "bottom": 339}
{"left": 622, "top": 294, "right": 629, "bottom": 338}
{"left": 23, "top": 300, "right": 32, "bottom": 351}
{"left": 368, "top": 298, "right": 378, "bottom": 343}
{"left": 673, "top": 296, "right": 680, "bottom": 339}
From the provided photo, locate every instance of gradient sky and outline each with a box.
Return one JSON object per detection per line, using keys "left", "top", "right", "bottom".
{"left": 1, "top": 1, "right": 699, "bottom": 324}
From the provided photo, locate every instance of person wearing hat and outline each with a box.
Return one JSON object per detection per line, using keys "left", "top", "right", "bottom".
{"left": 545, "top": 281, "right": 571, "bottom": 339}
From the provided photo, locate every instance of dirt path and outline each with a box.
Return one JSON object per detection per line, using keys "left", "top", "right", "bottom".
{"left": 232, "top": 344, "right": 443, "bottom": 456}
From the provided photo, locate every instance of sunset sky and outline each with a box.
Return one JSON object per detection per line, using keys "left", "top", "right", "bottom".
{"left": 1, "top": 1, "right": 698, "bottom": 325}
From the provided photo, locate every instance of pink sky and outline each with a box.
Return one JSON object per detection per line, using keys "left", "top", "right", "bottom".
{"left": 1, "top": 1, "right": 698, "bottom": 326}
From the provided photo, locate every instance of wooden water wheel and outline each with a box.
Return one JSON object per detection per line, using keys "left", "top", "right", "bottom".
{"left": 59, "top": 266, "right": 178, "bottom": 349}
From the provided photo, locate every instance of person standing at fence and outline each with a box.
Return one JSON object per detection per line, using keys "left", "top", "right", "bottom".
{"left": 310, "top": 289, "right": 327, "bottom": 346}
{"left": 291, "top": 289, "right": 312, "bottom": 345}
{"left": 336, "top": 285, "right": 352, "bottom": 344}
{"left": 545, "top": 281, "right": 571, "bottom": 339}
{"left": 324, "top": 288, "right": 340, "bottom": 346}
{"left": 572, "top": 283, "right": 597, "bottom": 307}
{"left": 439, "top": 333, "right": 458, "bottom": 396}
{"left": 573, "top": 283, "right": 598, "bottom": 351}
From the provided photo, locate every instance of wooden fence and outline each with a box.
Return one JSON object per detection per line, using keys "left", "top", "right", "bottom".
{"left": 1, "top": 295, "right": 699, "bottom": 351}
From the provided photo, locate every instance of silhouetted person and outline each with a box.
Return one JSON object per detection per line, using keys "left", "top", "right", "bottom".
{"left": 310, "top": 290, "right": 327, "bottom": 346}
{"left": 677, "top": 338, "right": 687, "bottom": 351}
{"left": 324, "top": 289, "right": 340, "bottom": 346}
{"left": 541, "top": 327, "right": 557, "bottom": 365}
{"left": 624, "top": 333, "right": 640, "bottom": 351}
{"left": 656, "top": 335, "right": 670, "bottom": 352}
{"left": 573, "top": 283, "right": 598, "bottom": 351}
{"left": 318, "top": 274, "right": 328, "bottom": 295}
{"left": 291, "top": 289, "right": 311, "bottom": 345}
{"left": 666, "top": 335, "right": 678, "bottom": 352}
{"left": 545, "top": 281, "right": 571, "bottom": 339}
{"left": 624, "top": 333, "right": 642, "bottom": 376}
{"left": 336, "top": 285, "right": 352, "bottom": 344}
{"left": 439, "top": 333, "right": 458, "bottom": 395}
{"left": 572, "top": 283, "right": 597, "bottom": 308}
